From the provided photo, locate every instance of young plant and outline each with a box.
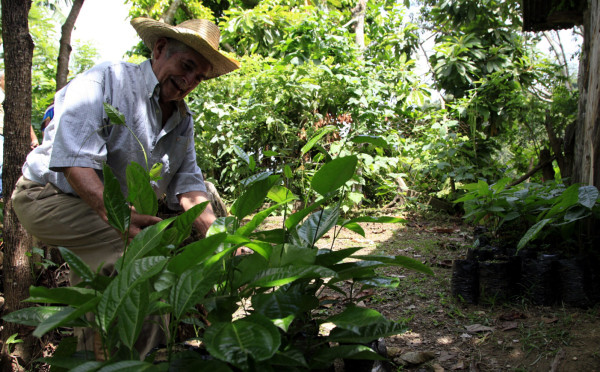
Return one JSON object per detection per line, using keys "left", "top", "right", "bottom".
{"left": 4, "top": 153, "right": 433, "bottom": 371}
{"left": 455, "top": 178, "right": 600, "bottom": 253}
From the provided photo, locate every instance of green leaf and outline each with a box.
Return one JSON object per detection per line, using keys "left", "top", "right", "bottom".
{"left": 236, "top": 203, "right": 285, "bottom": 236}
{"left": 301, "top": 126, "right": 337, "bottom": 155}
{"left": 491, "top": 177, "right": 511, "bottom": 193}
{"left": 297, "top": 207, "right": 340, "bottom": 247}
{"left": 268, "top": 244, "right": 316, "bottom": 267}
{"left": 249, "top": 156, "right": 256, "bottom": 171}
{"left": 311, "top": 156, "right": 357, "bottom": 196}
{"left": 170, "top": 202, "right": 208, "bottom": 247}
{"left": 103, "top": 163, "right": 130, "bottom": 234}
{"left": 3, "top": 306, "right": 64, "bottom": 327}
{"left": 97, "top": 361, "right": 161, "bottom": 371}
{"left": 119, "top": 218, "right": 173, "bottom": 270}
{"left": 34, "top": 298, "right": 100, "bottom": 337}
{"left": 284, "top": 197, "right": 329, "bottom": 230}
{"left": 578, "top": 185, "right": 599, "bottom": 209}
{"left": 6, "top": 333, "right": 23, "bottom": 346}
{"left": 357, "top": 276, "right": 400, "bottom": 289}
{"left": 168, "top": 233, "right": 226, "bottom": 275}
{"left": 327, "top": 306, "right": 387, "bottom": 334}
{"left": 148, "top": 163, "right": 163, "bottom": 182}
{"left": 340, "top": 222, "right": 365, "bottom": 237}
{"left": 104, "top": 103, "right": 126, "bottom": 125}
{"left": 329, "top": 261, "right": 379, "bottom": 282}
{"left": 240, "top": 171, "right": 272, "bottom": 187}
{"left": 249, "top": 229, "right": 287, "bottom": 244}
{"left": 563, "top": 206, "right": 591, "bottom": 223}
{"left": 66, "top": 361, "right": 103, "bottom": 372}
{"left": 315, "top": 247, "right": 363, "bottom": 267}
{"left": 98, "top": 256, "right": 167, "bottom": 332}
{"left": 327, "top": 320, "right": 406, "bottom": 343}
{"left": 57, "top": 247, "right": 94, "bottom": 283}
{"left": 354, "top": 255, "right": 434, "bottom": 276}
{"left": 117, "top": 282, "right": 149, "bottom": 350}
{"left": 249, "top": 265, "right": 336, "bottom": 287}
{"left": 171, "top": 264, "right": 220, "bottom": 320}
{"left": 153, "top": 269, "right": 176, "bottom": 293}
{"left": 233, "top": 145, "right": 250, "bottom": 165}
{"left": 26, "top": 286, "right": 98, "bottom": 306}
{"left": 267, "top": 185, "right": 297, "bottom": 204}
{"left": 252, "top": 288, "right": 318, "bottom": 330}
{"left": 350, "top": 135, "right": 389, "bottom": 149}
{"left": 283, "top": 165, "right": 293, "bottom": 179}
{"left": 230, "top": 175, "right": 280, "bottom": 220}
{"left": 545, "top": 184, "right": 579, "bottom": 218}
{"left": 204, "top": 315, "right": 281, "bottom": 366}
{"left": 476, "top": 180, "right": 491, "bottom": 197}
{"left": 517, "top": 218, "right": 551, "bottom": 251}
{"left": 126, "top": 162, "right": 158, "bottom": 216}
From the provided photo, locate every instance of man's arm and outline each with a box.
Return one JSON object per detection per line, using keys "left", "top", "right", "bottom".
{"left": 30, "top": 125, "right": 39, "bottom": 149}
{"left": 178, "top": 190, "right": 217, "bottom": 238}
{"left": 63, "top": 167, "right": 161, "bottom": 238}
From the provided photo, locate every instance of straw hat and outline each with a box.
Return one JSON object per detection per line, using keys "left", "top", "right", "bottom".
{"left": 131, "top": 17, "right": 240, "bottom": 79}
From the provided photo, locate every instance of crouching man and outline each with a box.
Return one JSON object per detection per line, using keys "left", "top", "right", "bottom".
{"left": 12, "top": 17, "right": 239, "bottom": 358}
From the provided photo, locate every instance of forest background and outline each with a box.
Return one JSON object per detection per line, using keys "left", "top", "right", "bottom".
{"left": 4, "top": 0, "right": 582, "bottom": 207}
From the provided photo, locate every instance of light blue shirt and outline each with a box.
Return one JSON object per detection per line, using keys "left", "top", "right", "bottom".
{"left": 23, "top": 60, "right": 206, "bottom": 210}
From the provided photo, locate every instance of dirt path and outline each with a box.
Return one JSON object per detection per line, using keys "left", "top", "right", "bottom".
{"left": 288, "top": 211, "right": 600, "bottom": 371}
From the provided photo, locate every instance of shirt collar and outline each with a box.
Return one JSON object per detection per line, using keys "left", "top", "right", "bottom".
{"left": 141, "top": 59, "right": 191, "bottom": 117}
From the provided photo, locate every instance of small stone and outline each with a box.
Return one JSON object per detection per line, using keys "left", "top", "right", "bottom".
{"left": 573, "top": 357, "right": 578, "bottom": 361}
{"left": 400, "top": 351, "right": 435, "bottom": 365}
{"left": 432, "top": 363, "right": 445, "bottom": 372}
{"left": 386, "top": 346, "right": 402, "bottom": 356}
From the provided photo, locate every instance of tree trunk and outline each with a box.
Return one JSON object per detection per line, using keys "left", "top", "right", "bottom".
{"left": 571, "top": 0, "right": 599, "bottom": 187}
{"left": 56, "top": 0, "right": 84, "bottom": 91}
{"left": 1, "top": 1, "right": 36, "bottom": 371}
{"left": 159, "top": 0, "right": 183, "bottom": 25}
{"left": 543, "top": 30, "right": 573, "bottom": 91}
{"left": 352, "top": 0, "right": 366, "bottom": 52}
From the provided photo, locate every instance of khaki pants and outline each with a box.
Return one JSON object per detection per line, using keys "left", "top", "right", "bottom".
{"left": 12, "top": 176, "right": 166, "bottom": 359}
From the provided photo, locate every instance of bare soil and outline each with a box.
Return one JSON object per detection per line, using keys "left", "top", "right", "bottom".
{"left": 284, "top": 210, "right": 600, "bottom": 372}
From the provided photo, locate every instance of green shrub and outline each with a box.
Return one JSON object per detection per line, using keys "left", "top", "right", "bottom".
{"left": 4, "top": 154, "right": 433, "bottom": 371}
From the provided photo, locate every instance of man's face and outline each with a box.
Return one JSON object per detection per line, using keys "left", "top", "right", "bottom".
{"left": 152, "top": 38, "right": 212, "bottom": 103}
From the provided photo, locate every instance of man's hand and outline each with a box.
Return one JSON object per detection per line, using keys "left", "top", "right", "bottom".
{"left": 128, "top": 208, "right": 162, "bottom": 240}
{"left": 63, "top": 167, "right": 161, "bottom": 241}
{"left": 178, "top": 190, "right": 217, "bottom": 239}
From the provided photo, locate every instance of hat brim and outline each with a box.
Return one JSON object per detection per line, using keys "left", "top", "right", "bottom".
{"left": 131, "top": 17, "right": 240, "bottom": 79}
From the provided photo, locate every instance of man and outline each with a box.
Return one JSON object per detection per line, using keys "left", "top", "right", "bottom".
{"left": 12, "top": 18, "right": 239, "bottom": 356}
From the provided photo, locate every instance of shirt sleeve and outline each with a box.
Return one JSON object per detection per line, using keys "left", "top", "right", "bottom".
{"left": 165, "top": 116, "right": 207, "bottom": 209}
{"left": 49, "top": 72, "right": 108, "bottom": 172}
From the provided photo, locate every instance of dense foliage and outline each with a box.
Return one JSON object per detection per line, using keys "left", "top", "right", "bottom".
{"left": 20, "top": 0, "right": 581, "bottom": 208}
